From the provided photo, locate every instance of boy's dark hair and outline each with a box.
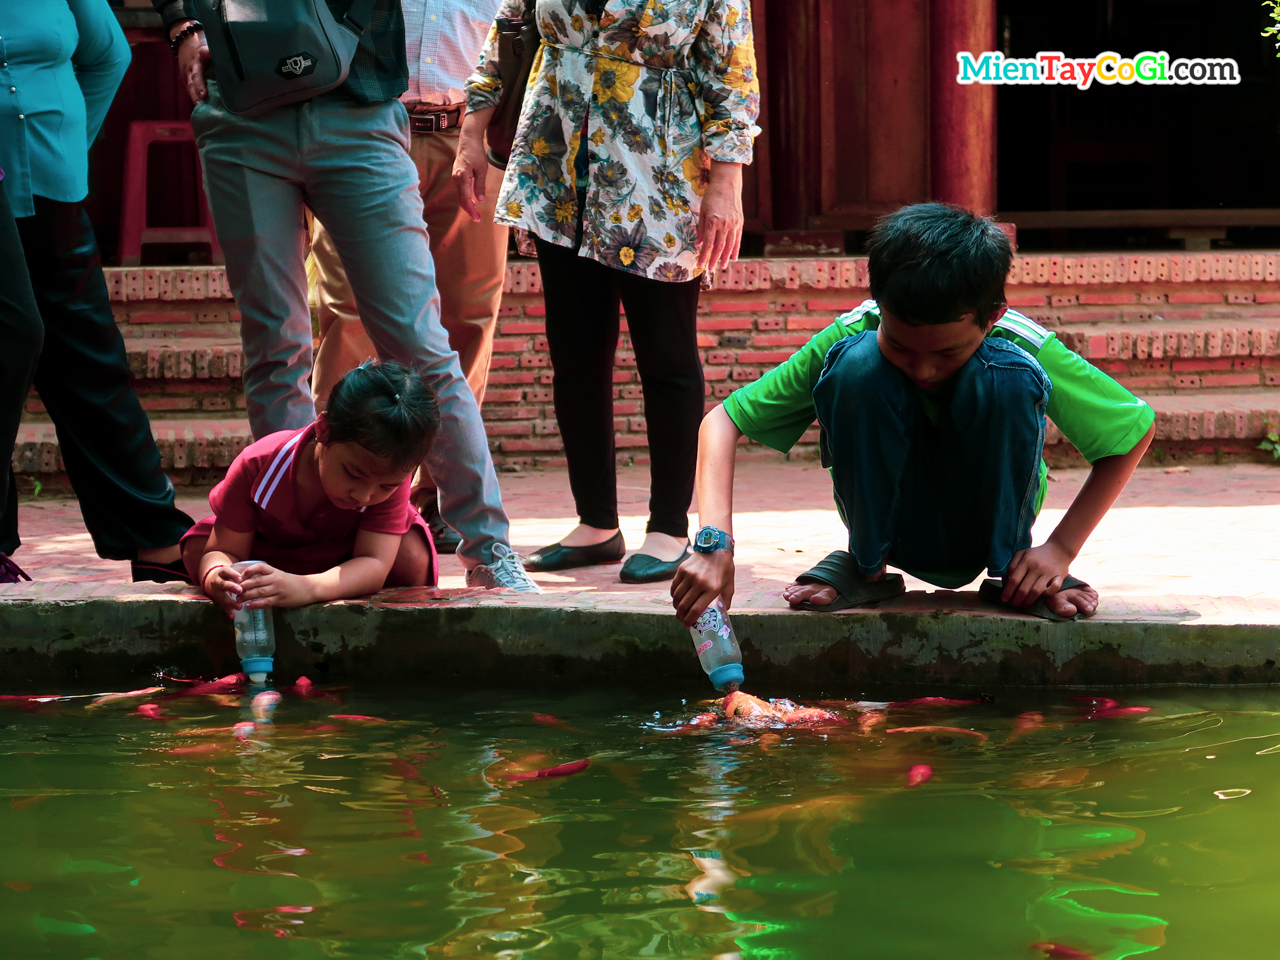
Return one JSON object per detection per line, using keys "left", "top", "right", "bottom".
{"left": 324, "top": 361, "right": 440, "bottom": 471}
{"left": 867, "top": 203, "right": 1012, "bottom": 326}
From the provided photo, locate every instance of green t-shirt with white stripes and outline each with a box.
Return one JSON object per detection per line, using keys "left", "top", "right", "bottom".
{"left": 723, "top": 300, "right": 1154, "bottom": 516}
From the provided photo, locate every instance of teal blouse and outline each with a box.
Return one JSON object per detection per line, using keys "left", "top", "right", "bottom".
{"left": 0, "top": 0, "right": 130, "bottom": 218}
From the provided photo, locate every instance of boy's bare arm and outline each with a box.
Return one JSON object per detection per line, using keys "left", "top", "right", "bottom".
{"left": 1003, "top": 422, "right": 1156, "bottom": 608}
{"left": 671, "top": 405, "right": 742, "bottom": 626}
{"left": 238, "top": 530, "right": 401, "bottom": 608}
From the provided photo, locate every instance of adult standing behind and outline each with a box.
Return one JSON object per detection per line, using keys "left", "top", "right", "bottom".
{"left": 309, "top": 0, "right": 507, "bottom": 555}
{"left": 456, "top": 0, "right": 758, "bottom": 583}
{"left": 0, "top": 0, "right": 195, "bottom": 584}
{"left": 158, "top": 0, "right": 540, "bottom": 591}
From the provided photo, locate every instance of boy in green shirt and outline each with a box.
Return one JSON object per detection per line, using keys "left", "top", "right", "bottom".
{"left": 672, "top": 203, "right": 1155, "bottom": 623}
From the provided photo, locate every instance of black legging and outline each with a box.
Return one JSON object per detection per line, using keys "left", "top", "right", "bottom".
{"left": 534, "top": 236, "right": 704, "bottom": 539}
{"left": 0, "top": 194, "right": 193, "bottom": 559}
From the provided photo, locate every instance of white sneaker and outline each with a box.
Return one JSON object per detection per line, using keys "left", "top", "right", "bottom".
{"left": 466, "top": 543, "right": 544, "bottom": 593}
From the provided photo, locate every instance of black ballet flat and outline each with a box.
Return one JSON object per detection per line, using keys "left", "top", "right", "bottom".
{"left": 619, "top": 544, "right": 691, "bottom": 584}
{"left": 524, "top": 531, "right": 626, "bottom": 572}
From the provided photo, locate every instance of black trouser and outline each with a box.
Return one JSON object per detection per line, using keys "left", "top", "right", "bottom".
{"left": 0, "top": 181, "right": 44, "bottom": 552}
{"left": 0, "top": 195, "right": 193, "bottom": 559}
{"left": 534, "top": 237, "right": 704, "bottom": 539}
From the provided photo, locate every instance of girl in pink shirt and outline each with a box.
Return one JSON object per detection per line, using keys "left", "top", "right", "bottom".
{"left": 183, "top": 362, "right": 439, "bottom": 611}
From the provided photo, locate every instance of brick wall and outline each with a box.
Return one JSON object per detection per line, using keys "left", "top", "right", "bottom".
{"left": 14, "top": 254, "right": 1280, "bottom": 484}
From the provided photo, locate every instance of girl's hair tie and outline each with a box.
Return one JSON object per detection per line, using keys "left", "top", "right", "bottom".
{"left": 394, "top": 393, "right": 401, "bottom": 401}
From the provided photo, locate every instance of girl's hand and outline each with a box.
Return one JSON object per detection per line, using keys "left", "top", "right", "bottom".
{"left": 237, "top": 563, "right": 316, "bottom": 609}
{"left": 203, "top": 564, "right": 244, "bottom": 617}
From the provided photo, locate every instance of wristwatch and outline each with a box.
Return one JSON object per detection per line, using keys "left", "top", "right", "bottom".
{"left": 693, "top": 525, "right": 734, "bottom": 555}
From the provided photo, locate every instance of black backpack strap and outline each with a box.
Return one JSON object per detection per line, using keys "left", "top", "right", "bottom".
{"left": 343, "top": 0, "right": 380, "bottom": 34}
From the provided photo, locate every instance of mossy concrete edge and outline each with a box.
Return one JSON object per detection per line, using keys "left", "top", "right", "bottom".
{"left": 2, "top": 596, "right": 1279, "bottom": 689}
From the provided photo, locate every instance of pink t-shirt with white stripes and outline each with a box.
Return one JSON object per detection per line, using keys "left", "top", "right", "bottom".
{"left": 183, "top": 423, "right": 421, "bottom": 576}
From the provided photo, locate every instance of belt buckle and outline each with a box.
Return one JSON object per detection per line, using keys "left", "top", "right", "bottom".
{"left": 412, "top": 111, "right": 448, "bottom": 134}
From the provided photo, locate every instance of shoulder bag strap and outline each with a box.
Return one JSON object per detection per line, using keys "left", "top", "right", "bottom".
{"left": 342, "top": 0, "right": 381, "bottom": 34}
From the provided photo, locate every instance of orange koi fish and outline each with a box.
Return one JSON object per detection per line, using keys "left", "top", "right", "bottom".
{"left": 889, "top": 697, "right": 981, "bottom": 708}
{"left": 135, "top": 703, "right": 170, "bottom": 721}
{"left": 87, "top": 686, "right": 164, "bottom": 708}
{"left": 721, "top": 691, "right": 840, "bottom": 725}
{"left": 886, "top": 725, "right": 988, "bottom": 741}
{"left": 1008, "top": 712, "right": 1045, "bottom": 740}
{"left": 1076, "top": 706, "right": 1150, "bottom": 720}
{"left": 330, "top": 714, "right": 389, "bottom": 723}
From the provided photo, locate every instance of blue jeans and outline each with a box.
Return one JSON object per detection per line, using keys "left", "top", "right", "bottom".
{"left": 191, "top": 84, "right": 509, "bottom": 568}
{"left": 812, "top": 331, "right": 1050, "bottom": 588}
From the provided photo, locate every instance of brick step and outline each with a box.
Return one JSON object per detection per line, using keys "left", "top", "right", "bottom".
{"left": 1053, "top": 320, "right": 1280, "bottom": 363}
{"left": 1046, "top": 391, "right": 1280, "bottom": 446}
{"left": 121, "top": 337, "right": 245, "bottom": 381}
{"left": 13, "top": 418, "right": 253, "bottom": 474}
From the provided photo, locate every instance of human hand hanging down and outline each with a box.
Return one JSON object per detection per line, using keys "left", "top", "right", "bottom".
{"left": 696, "top": 161, "right": 744, "bottom": 276}
{"left": 172, "top": 21, "right": 211, "bottom": 105}
{"left": 453, "top": 107, "right": 497, "bottom": 222}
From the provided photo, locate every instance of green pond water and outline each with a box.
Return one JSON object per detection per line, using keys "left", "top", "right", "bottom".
{"left": 3, "top": 683, "right": 1280, "bottom": 959}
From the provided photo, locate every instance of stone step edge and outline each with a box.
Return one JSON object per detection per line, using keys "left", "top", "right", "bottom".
{"left": 3, "top": 589, "right": 1280, "bottom": 686}
{"left": 100, "top": 252, "right": 1280, "bottom": 303}
{"left": 12, "top": 388, "right": 1280, "bottom": 475}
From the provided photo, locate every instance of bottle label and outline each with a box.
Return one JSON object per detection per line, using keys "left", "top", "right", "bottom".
{"left": 695, "top": 639, "right": 713, "bottom": 655}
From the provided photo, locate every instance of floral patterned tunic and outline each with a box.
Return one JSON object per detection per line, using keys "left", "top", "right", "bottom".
{"left": 465, "top": 0, "right": 759, "bottom": 282}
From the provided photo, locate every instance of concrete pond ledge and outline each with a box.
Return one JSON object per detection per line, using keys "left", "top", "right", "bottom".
{"left": 2, "top": 581, "right": 1280, "bottom": 690}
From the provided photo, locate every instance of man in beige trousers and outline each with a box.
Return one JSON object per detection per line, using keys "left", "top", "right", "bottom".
{"left": 311, "top": 0, "right": 505, "bottom": 553}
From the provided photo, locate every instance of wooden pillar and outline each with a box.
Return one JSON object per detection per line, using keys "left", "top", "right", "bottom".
{"left": 929, "top": 0, "right": 997, "bottom": 215}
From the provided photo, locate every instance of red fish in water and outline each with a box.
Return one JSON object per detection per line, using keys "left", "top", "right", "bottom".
{"left": 507, "top": 758, "right": 590, "bottom": 781}
{"left": 1076, "top": 706, "right": 1150, "bottom": 720}
{"left": 135, "top": 703, "right": 170, "bottom": 721}
{"left": 721, "top": 691, "right": 841, "bottom": 725}
{"left": 0, "top": 694, "right": 58, "bottom": 711}
{"left": 1031, "top": 943, "right": 1098, "bottom": 960}
{"left": 889, "top": 697, "right": 981, "bottom": 708}
{"left": 886, "top": 725, "right": 988, "bottom": 741}
{"left": 233, "top": 722, "right": 256, "bottom": 741}
{"left": 858, "top": 710, "right": 886, "bottom": 735}
{"left": 1008, "top": 712, "right": 1045, "bottom": 741}
{"left": 906, "top": 764, "right": 933, "bottom": 787}
{"left": 390, "top": 758, "right": 423, "bottom": 780}
{"left": 330, "top": 714, "right": 389, "bottom": 723}
{"left": 1072, "top": 696, "right": 1119, "bottom": 710}
{"left": 166, "top": 742, "right": 224, "bottom": 756}
{"left": 170, "top": 674, "right": 245, "bottom": 698}
{"left": 533, "top": 713, "right": 565, "bottom": 726}
{"left": 88, "top": 686, "right": 164, "bottom": 708}
{"left": 283, "top": 677, "right": 345, "bottom": 702}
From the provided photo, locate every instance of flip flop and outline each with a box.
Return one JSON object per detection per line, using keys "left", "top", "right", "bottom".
{"left": 978, "top": 575, "right": 1096, "bottom": 622}
{"left": 791, "top": 550, "right": 906, "bottom": 611}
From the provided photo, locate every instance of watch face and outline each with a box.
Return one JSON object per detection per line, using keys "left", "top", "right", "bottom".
{"left": 696, "top": 529, "right": 718, "bottom": 549}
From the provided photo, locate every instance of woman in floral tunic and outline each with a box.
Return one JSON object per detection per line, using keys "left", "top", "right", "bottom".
{"left": 456, "top": 0, "right": 759, "bottom": 582}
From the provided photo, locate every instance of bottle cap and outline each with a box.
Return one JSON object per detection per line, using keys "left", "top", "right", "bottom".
{"left": 241, "top": 656, "right": 273, "bottom": 680}
{"left": 708, "top": 663, "right": 744, "bottom": 691}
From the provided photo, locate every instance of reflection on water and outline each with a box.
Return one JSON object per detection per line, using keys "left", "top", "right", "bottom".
{"left": 3, "top": 685, "right": 1280, "bottom": 958}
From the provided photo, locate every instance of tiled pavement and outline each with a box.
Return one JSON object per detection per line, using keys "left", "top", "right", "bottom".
{"left": 6, "top": 461, "right": 1280, "bottom": 625}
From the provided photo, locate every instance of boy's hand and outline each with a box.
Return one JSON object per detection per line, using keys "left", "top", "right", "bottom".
{"left": 237, "top": 563, "right": 316, "bottom": 609}
{"left": 203, "top": 564, "right": 244, "bottom": 616}
{"left": 1002, "top": 541, "right": 1097, "bottom": 617}
{"left": 672, "top": 550, "right": 735, "bottom": 627}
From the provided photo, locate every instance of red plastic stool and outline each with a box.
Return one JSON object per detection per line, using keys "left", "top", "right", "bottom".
{"left": 118, "top": 120, "right": 224, "bottom": 266}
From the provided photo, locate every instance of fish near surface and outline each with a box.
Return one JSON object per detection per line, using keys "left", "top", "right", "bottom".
{"left": 507, "top": 758, "right": 591, "bottom": 781}
{"left": 87, "top": 687, "right": 164, "bottom": 708}
{"left": 720, "top": 691, "right": 840, "bottom": 725}
{"left": 886, "top": 725, "right": 988, "bottom": 742}
{"left": 1031, "top": 943, "right": 1098, "bottom": 960}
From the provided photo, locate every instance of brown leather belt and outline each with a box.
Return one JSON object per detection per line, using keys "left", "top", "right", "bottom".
{"left": 408, "top": 105, "right": 465, "bottom": 134}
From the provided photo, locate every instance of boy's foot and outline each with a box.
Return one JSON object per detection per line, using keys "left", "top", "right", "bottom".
{"left": 978, "top": 576, "right": 1099, "bottom": 621}
{"left": 467, "top": 543, "right": 544, "bottom": 593}
{"left": 783, "top": 551, "right": 903, "bottom": 611}
{"left": 1038, "top": 580, "right": 1099, "bottom": 618}
{"left": 0, "top": 552, "right": 33, "bottom": 584}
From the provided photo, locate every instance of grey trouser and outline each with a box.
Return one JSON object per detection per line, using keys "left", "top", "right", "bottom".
{"left": 190, "top": 83, "right": 508, "bottom": 568}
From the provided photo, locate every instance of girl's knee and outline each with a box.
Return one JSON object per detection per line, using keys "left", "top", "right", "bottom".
{"left": 386, "top": 527, "right": 434, "bottom": 587}
{"left": 182, "top": 536, "right": 208, "bottom": 584}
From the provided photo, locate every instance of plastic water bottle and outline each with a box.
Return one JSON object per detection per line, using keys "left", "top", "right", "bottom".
{"left": 231, "top": 560, "right": 274, "bottom": 683}
{"left": 689, "top": 599, "right": 744, "bottom": 691}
